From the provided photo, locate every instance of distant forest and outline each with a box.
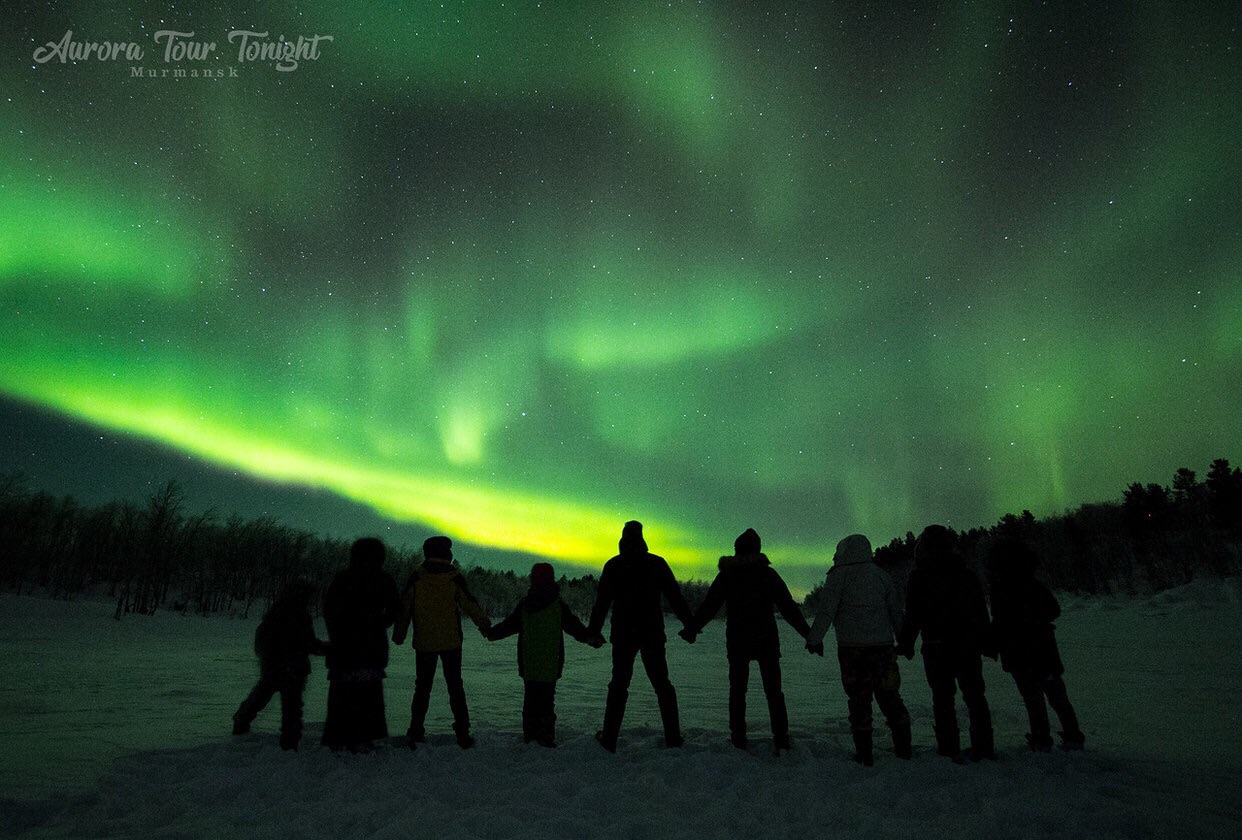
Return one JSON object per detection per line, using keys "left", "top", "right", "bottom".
{"left": 1, "top": 459, "right": 1239, "bottom": 620}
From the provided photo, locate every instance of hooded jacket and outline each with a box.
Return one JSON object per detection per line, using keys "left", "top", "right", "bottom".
{"left": 691, "top": 552, "right": 810, "bottom": 660}
{"left": 588, "top": 523, "right": 693, "bottom": 645}
{"left": 897, "top": 527, "right": 991, "bottom": 654}
{"left": 392, "top": 559, "right": 490, "bottom": 653}
{"left": 489, "top": 582, "right": 592, "bottom": 682}
{"left": 323, "top": 553, "right": 400, "bottom": 673}
{"left": 254, "top": 586, "right": 327, "bottom": 678}
{"left": 807, "top": 534, "right": 903, "bottom": 648}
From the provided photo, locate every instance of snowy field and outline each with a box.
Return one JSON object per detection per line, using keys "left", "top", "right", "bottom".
{"left": 2, "top": 579, "right": 1240, "bottom": 839}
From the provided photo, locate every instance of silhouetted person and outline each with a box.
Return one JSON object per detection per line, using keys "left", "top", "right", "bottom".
{"left": 321, "top": 537, "right": 400, "bottom": 753}
{"left": 987, "top": 537, "right": 1085, "bottom": 751}
{"left": 897, "top": 525, "right": 995, "bottom": 762}
{"left": 232, "top": 580, "right": 326, "bottom": 750}
{"left": 588, "top": 520, "right": 695, "bottom": 752}
{"left": 806, "top": 534, "right": 912, "bottom": 765}
{"left": 486, "top": 562, "right": 604, "bottom": 747}
{"left": 392, "top": 536, "right": 491, "bottom": 749}
{"left": 686, "top": 528, "right": 810, "bottom": 753}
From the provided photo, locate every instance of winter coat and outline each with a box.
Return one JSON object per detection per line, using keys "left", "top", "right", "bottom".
{"left": 897, "top": 548, "right": 991, "bottom": 656}
{"left": 691, "top": 553, "right": 810, "bottom": 661}
{"left": 990, "top": 575, "right": 1065, "bottom": 677}
{"left": 323, "top": 557, "right": 400, "bottom": 674}
{"left": 588, "top": 549, "right": 694, "bottom": 646}
{"left": 254, "top": 596, "right": 326, "bottom": 679}
{"left": 807, "top": 535, "right": 903, "bottom": 649}
{"left": 392, "top": 559, "right": 490, "bottom": 653}
{"left": 489, "top": 583, "right": 592, "bottom": 682}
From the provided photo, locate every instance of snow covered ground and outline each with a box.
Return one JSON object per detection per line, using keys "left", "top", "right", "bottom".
{"left": 2, "top": 578, "right": 1240, "bottom": 838}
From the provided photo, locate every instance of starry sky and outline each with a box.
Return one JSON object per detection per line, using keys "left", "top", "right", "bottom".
{"left": 2, "top": 3, "right": 1239, "bottom": 592}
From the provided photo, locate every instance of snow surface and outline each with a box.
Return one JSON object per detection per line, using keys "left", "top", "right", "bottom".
{"left": 2, "top": 579, "right": 1240, "bottom": 838}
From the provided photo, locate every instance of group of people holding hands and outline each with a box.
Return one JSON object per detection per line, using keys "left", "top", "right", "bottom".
{"left": 233, "top": 520, "right": 1084, "bottom": 765}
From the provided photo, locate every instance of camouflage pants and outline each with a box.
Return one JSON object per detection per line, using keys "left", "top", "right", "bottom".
{"left": 837, "top": 645, "right": 910, "bottom": 733}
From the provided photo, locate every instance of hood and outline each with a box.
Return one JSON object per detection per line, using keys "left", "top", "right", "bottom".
{"left": 914, "top": 524, "right": 962, "bottom": 570}
{"left": 832, "top": 534, "right": 873, "bottom": 568}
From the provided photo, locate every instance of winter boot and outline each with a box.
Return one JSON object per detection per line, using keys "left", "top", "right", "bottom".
{"left": 595, "top": 730, "right": 617, "bottom": 753}
{"left": 892, "top": 723, "right": 913, "bottom": 760}
{"left": 934, "top": 725, "right": 961, "bottom": 759}
{"left": 1026, "top": 733, "right": 1054, "bottom": 752}
{"left": 852, "top": 729, "right": 874, "bottom": 767}
{"left": 1059, "top": 730, "right": 1086, "bottom": 751}
{"left": 968, "top": 726, "right": 996, "bottom": 762}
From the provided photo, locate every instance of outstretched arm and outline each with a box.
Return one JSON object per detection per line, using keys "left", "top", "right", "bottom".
{"left": 587, "top": 565, "right": 614, "bottom": 637}
{"left": 806, "top": 569, "right": 840, "bottom": 648}
{"left": 771, "top": 571, "right": 811, "bottom": 638}
{"left": 391, "top": 577, "right": 416, "bottom": 645}
{"left": 488, "top": 604, "right": 522, "bottom": 642}
{"left": 455, "top": 576, "right": 491, "bottom": 632}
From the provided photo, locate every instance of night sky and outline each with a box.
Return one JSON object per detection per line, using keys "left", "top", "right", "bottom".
{"left": 3, "top": 3, "right": 1239, "bottom": 591}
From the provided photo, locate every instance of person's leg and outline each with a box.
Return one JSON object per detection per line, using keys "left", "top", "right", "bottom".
{"left": 599, "top": 641, "right": 638, "bottom": 751}
{"left": 727, "top": 657, "right": 750, "bottom": 747}
{"left": 1044, "top": 673, "right": 1084, "bottom": 747}
{"left": 640, "top": 642, "right": 682, "bottom": 747}
{"left": 922, "top": 644, "right": 961, "bottom": 757}
{"left": 1013, "top": 668, "right": 1053, "bottom": 749}
{"left": 529, "top": 681, "right": 557, "bottom": 747}
{"left": 277, "top": 674, "right": 306, "bottom": 750}
{"left": 441, "top": 648, "right": 472, "bottom": 747}
{"left": 957, "top": 651, "right": 994, "bottom": 759}
{"left": 838, "top": 647, "right": 875, "bottom": 765}
{"left": 409, "top": 650, "right": 439, "bottom": 742}
{"left": 870, "top": 647, "right": 912, "bottom": 759}
{"left": 522, "top": 680, "right": 536, "bottom": 743}
{"left": 233, "top": 672, "right": 278, "bottom": 734}
{"left": 756, "top": 655, "right": 790, "bottom": 750}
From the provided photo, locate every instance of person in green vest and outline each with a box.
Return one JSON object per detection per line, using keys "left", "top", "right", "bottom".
{"left": 486, "top": 563, "right": 604, "bottom": 747}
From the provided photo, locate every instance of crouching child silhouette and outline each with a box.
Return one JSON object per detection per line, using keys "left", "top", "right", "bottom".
{"left": 232, "top": 580, "right": 327, "bottom": 750}
{"left": 987, "top": 537, "right": 1085, "bottom": 751}
{"left": 486, "top": 562, "right": 604, "bottom": 747}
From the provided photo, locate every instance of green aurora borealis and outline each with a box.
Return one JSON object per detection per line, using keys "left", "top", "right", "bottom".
{"left": 2, "top": 3, "right": 1239, "bottom": 589}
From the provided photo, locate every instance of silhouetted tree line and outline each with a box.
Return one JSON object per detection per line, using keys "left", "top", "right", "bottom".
{"left": 804, "top": 458, "right": 1242, "bottom": 609}
{"left": 3, "top": 459, "right": 1239, "bottom": 619}
{"left": 0, "top": 478, "right": 408, "bottom": 619}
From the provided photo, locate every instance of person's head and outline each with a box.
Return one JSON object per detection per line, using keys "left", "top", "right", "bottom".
{"left": 349, "top": 537, "right": 386, "bottom": 570}
{"left": 914, "top": 524, "right": 955, "bottom": 567}
{"left": 530, "top": 562, "right": 555, "bottom": 589}
{"left": 986, "top": 536, "right": 1038, "bottom": 581}
{"left": 618, "top": 520, "right": 647, "bottom": 556}
{"left": 279, "top": 579, "right": 316, "bottom": 607}
{"left": 734, "top": 528, "right": 761, "bottom": 556}
{"left": 423, "top": 535, "right": 453, "bottom": 561}
{"left": 833, "top": 533, "right": 873, "bottom": 566}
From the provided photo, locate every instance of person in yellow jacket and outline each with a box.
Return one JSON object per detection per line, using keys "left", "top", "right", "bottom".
{"left": 392, "top": 536, "right": 491, "bottom": 749}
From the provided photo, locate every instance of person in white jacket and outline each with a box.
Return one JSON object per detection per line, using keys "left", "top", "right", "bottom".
{"left": 806, "top": 533, "right": 912, "bottom": 765}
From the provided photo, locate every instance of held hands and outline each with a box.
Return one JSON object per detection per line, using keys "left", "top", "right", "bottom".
{"left": 587, "top": 633, "right": 605, "bottom": 649}
{"left": 895, "top": 642, "right": 914, "bottom": 660}
{"left": 805, "top": 641, "right": 824, "bottom": 657}
{"left": 678, "top": 626, "right": 698, "bottom": 644}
